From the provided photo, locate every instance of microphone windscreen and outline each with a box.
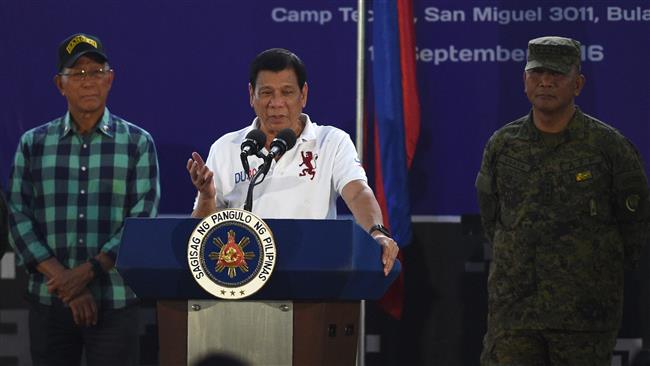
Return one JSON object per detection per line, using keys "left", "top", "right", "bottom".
{"left": 246, "top": 129, "right": 267, "bottom": 148}
{"left": 276, "top": 128, "right": 297, "bottom": 150}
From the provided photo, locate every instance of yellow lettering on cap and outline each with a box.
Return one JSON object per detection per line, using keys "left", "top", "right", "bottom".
{"left": 575, "top": 171, "right": 592, "bottom": 182}
{"left": 65, "top": 35, "right": 97, "bottom": 54}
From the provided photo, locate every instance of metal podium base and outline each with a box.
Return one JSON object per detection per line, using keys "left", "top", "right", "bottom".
{"left": 157, "top": 300, "right": 360, "bottom": 366}
{"left": 187, "top": 300, "right": 293, "bottom": 365}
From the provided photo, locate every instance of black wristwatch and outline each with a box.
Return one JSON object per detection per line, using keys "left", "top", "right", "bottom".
{"left": 368, "top": 224, "right": 391, "bottom": 238}
{"left": 88, "top": 257, "right": 104, "bottom": 278}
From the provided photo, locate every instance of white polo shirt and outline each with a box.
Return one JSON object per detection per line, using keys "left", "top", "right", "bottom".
{"left": 199, "top": 114, "right": 367, "bottom": 219}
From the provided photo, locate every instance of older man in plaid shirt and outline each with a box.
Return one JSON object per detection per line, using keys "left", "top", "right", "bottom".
{"left": 0, "top": 191, "right": 7, "bottom": 259}
{"left": 8, "top": 33, "right": 160, "bottom": 366}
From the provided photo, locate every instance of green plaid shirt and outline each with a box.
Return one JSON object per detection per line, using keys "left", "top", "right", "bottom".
{"left": 8, "top": 108, "right": 160, "bottom": 308}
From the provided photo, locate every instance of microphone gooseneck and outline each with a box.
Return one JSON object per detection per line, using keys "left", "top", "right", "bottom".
{"left": 244, "top": 128, "right": 297, "bottom": 212}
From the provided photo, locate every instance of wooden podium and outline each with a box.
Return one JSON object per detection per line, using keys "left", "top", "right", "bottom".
{"left": 116, "top": 218, "right": 400, "bottom": 366}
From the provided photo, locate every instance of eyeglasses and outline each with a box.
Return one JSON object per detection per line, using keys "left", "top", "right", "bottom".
{"left": 58, "top": 68, "right": 113, "bottom": 82}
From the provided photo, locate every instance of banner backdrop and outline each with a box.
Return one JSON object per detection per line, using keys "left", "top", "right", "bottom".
{"left": 1, "top": 1, "right": 649, "bottom": 215}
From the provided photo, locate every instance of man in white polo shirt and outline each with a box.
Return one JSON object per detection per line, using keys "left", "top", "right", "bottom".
{"left": 187, "top": 48, "right": 399, "bottom": 275}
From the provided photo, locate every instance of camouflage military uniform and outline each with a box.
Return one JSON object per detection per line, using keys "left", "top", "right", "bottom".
{"left": 476, "top": 108, "right": 650, "bottom": 365}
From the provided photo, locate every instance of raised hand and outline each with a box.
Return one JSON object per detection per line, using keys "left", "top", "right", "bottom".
{"left": 187, "top": 152, "right": 216, "bottom": 199}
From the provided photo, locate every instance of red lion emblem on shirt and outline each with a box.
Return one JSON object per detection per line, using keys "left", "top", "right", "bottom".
{"left": 299, "top": 151, "right": 317, "bottom": 180}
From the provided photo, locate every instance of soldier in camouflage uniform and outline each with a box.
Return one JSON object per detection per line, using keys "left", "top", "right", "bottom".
{"left": 476, "top": 36, "right": 650, "bottom": 365}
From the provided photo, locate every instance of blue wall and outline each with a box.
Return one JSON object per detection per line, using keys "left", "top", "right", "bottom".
{"left": 1, "top": 0, "right": 649, "bottom": 215}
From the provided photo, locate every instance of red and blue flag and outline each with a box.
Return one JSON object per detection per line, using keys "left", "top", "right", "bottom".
{"left": 368, "top": 0, "right": 421, "bottom": 319}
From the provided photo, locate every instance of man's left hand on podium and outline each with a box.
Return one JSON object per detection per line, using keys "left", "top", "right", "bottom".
{"left": 373, "top": 235, "right": 399, "bottom": 276}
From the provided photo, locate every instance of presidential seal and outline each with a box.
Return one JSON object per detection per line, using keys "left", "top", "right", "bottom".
{"left": 187, "top": 209, "right": 276, "bottom": 299}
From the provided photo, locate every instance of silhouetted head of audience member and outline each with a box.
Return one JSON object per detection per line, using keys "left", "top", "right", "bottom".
{"left": 193, "top": 352, "right": 249, "bottom": 366}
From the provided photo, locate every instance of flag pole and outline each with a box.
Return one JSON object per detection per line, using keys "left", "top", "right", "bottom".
{"left": 355, "top": 0, "right": 365, "bottom": 163}
{"left": 355, "top": 1, "right": 366, "bottom": 366}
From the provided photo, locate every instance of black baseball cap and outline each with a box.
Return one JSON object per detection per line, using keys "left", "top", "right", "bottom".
{"left": 57, "top": 33, "right": 108, "bottom": 71}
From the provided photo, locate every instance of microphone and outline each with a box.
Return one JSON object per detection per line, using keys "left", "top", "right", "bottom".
{"left": 267, "top": 128, "right": 297, "bottom": 160}
{"left": 240, "top": 129, "right": 266, "bottom": 179}
{"left": 240, "top": 129, "right": 267, "bottom": 157}
{"left": 244, "top": 128, "right": 297, "bottom": 212}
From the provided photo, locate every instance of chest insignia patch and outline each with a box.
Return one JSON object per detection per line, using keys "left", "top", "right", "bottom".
{"left": 575, "top": 170, "right": 592, "bottom": 182}
{"left": 498, "top": 155, "right": 531, "bottom": 172}
{"left": 299, "top": 151, "right": 318, "bottom": 180}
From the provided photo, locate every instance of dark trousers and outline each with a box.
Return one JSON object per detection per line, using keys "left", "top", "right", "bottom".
{"left": 481, "top": 327, "right": 618, "bottom": 366}
{"left": 28, "top": 300, "right": 140, "bottom": 366}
